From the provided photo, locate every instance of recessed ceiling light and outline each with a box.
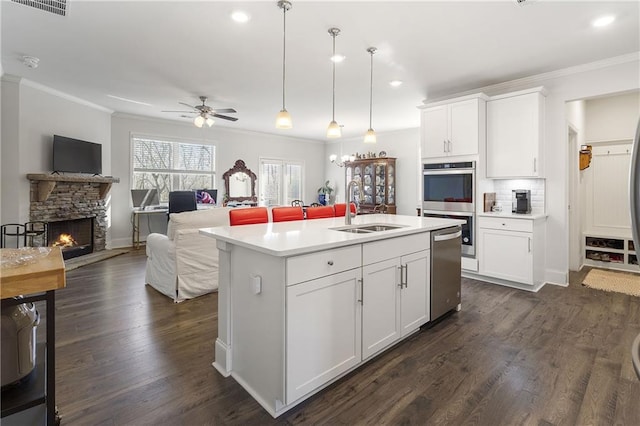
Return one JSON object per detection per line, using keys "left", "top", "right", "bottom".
{"left": 389, "top": 80, "right": 403, "bottom": 87}
{"left": 107, "top": 94, "right": 152, "bottom": 106}
{"left": 331, "top": 54, "right": 345, "bottom": 63}
{"left": 592, "top": 15, "right": 615, "bottom": 27}
{"left": 231, "top": 11, "right": 250, "bottom": 23}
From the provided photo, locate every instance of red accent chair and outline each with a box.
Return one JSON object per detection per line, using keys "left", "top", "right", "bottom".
{"left": 229, "top": 207, "right": 269, "bottom": 226}
{"left": 305, "top": 205, "right": 335, "bottom": 219}
{"left": 272, "top": 206, "right": 304, "bottom": 222}
{"left": 334, "top": 203, "right": 357, "bottom": 217}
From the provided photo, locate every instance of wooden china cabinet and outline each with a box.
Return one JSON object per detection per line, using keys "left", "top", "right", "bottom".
{"left": 345, "top": 157, "right": 396, "bottom": 214}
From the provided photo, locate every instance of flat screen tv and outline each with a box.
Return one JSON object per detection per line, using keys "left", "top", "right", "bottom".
{"left": 53, "top": 135, "right": 102, "bottom": 175}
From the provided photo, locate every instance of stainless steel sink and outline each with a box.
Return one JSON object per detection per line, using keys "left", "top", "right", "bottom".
{"left": 337, "top": 228, "right": 374, "bottom": 234}
{"left": 331, "top": 223, "right": 406, "bottom": 233}
{"left": 356, "top": 224, "right": 404, "bottom": 232}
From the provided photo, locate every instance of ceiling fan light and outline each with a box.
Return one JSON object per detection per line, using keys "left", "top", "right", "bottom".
{"left": 364, "top": 128, "right": 377, "bottom": 144}
{"left": 276, "top": 109, "right": 293, "bottom": 129}
{"left": 206, "top": 117, "right": 215, "bottom": 127}
{"left": 326, "top": 120, "right": 341, "bottom": 138}
{"left": 194, "top": 115, "right": 205, "bottom": 128}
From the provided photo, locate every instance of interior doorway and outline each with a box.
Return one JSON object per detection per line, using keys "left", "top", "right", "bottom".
{"left": 568, "top": 125, "right": 580, "bottom": 271}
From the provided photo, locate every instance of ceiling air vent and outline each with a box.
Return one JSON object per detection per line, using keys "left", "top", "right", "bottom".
{"left": 11, "top": 0, "right": 67, "bottom": 16}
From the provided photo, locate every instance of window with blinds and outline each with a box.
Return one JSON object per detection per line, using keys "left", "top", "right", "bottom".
{"left": 132, "top": 136, "right": 216, "bottom": 202}
{"left": 259, "top": 158, "right": 303, "bottom": 207}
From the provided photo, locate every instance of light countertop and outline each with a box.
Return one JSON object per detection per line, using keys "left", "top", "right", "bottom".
{"left": 477, "top": 211, "right": 547, "bottom": 220}
{"left": 200, "top": 214, "right": 464, "bottom": 257}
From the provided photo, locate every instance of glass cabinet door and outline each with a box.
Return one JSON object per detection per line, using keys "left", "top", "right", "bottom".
{"left": 375, "top": 163, "right": 387, "bottom": 205}
{"left": 362, "top": 163, "right": 374, "bottom": 205}
{"left": 387, "top": 161, "right": 395, "bottom": 205}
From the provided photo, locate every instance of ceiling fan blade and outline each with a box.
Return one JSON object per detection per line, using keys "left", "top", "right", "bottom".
{"left": 213, "top": 114, "right": 238, "bottom": 122}
{"left": 178, "top": 102, "right": 196, "bottom": 109}
{"left": 213, "top": 108, "right": 237, "bottom": 114}
{"left": 162, "top": 110, "right": 196, "bottom": 113}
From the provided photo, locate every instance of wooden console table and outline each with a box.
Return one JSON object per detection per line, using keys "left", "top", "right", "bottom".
{"left": 1, "top": 247, "right": 66, "bottom": 425}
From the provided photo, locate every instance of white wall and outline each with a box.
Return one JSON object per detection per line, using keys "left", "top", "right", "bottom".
{"left": 585, "top": 91, "right": 640, "bottom": 142}
{"left": 0, "top": 77, "right": 112, "bottom": 227}
{"left": 110, "top": 114, "right": 325, "bottom": 247}
{"left": 324, "top": 128, "right": 421, "bottom": 216}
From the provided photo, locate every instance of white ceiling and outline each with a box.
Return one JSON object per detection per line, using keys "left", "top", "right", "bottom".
{"left": 2, "top": 0, "right": 639, "bottom": 141}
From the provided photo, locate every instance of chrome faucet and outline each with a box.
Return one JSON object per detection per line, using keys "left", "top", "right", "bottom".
{"left": 345, "top": 179, "right": 364, "bottom": 225}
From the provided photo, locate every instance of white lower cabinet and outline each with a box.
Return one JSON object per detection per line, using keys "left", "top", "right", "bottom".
{"left": 479, "top": 227, "right": 533, "bottom": 284}
{"left": 478, "top": 216, "right": 545, "bottom": 287}
{"left": 285, "top": 233, "right": 432, "bottom": 405}
{"left": 362, "top": 258, "right": 401, "bottom": 359}
{"left": 286, "top": 268, "right": 362, "bottom": 403}
{"left": 361, "top": 249, "right": 430, "bottom": 360}
{"left": 400, "top": 250, "right": 430, "bottom": 335}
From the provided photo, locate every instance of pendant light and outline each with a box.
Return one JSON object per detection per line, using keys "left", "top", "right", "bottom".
{"left": 275, "top": 0, "right": 293, "bottom": 129}
{"left": 364, "top": 47, "right": 377, "bottom": 144}
{"left": 326, "top": 28, "right": 341, "bottom": 138}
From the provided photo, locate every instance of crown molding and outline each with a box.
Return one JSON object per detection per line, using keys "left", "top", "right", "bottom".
{"left": 422, "top": 52, "right": 640, "bottom": 103}
{"left": 6, "top": 76, "right": 114, "bottom": 113}
{"left": 1, "top": 74, "right": 22, "bottom": 84}
{"left": 112, "top": 112, "right": 326, "bottom": 145}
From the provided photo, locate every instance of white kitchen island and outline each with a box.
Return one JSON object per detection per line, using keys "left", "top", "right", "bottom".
{"left": 200, "top": 214, "right": 464, "bottom": 417}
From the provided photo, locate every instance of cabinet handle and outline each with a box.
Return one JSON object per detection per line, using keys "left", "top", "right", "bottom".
{"left": 448, "top": 140, "right": 452, "bottom": 153}
{"left": 358, "top": 278, "right": 364, "bottom": 304}
{"left": 528, "top": 237, "right": 531, "bottom": 253}
{"left": 327, "top": 260, "right": 334, "bottom": 266}
{"left": 443, "top": 140, "right": 447, "bottom": 153}
{"left": 397, "top": 266, "right": 403, "bottom": 288}
{"left": 403, "top": 264, "right": 408, "bottom": 288}
{"left": 533, "top": 158, "right": 537, "bottom": 173}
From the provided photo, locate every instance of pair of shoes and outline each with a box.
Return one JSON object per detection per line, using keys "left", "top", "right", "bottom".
{"left": 600, "top": 253, "right": 610, "bottom": 262}
{"left": 587, "top": 252, "right": 601, "bottom": 261}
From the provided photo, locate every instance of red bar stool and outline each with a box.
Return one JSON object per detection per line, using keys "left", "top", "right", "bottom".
{"left": 229, "top": 207, "right": 269, "bottom": 226}
{"left": 333, "top": 203, "right": 356, "bottom": 217}
{"left": 272, "top": 206, "right": 304, "bottom": 222}
{"left": 305, "top": 205, "right": 335, "bottom": 219}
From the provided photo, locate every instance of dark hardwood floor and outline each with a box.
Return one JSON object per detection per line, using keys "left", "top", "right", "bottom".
{"left": 44, "top": 251, "right": 640, "bottom": 425}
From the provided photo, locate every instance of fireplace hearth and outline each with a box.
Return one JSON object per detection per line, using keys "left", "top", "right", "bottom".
{"left": 48, "top": 217, "right": 94, "bottom": 260}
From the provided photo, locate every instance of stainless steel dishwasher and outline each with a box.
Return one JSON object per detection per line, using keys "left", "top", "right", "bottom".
{"left": 431, "top": 226, "right": 462, "bottom": 321}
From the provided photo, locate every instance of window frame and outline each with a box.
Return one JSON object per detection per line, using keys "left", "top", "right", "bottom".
{"left": 130, "top": 133, "right": 217, "bottom": 203}
{"left": 258, "top": 157, "right": 305, "bottom": 207}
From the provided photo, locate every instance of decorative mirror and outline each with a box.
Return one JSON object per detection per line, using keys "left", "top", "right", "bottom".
{"left": 223, "top": 159, "right": 257, "bottom": 204}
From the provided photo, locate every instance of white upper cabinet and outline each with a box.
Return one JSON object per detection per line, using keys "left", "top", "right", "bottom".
{"left": 486, "top": 87, "right": 546, "bottom": 178}
{"left": 420, "top": 95, "right": 487, "bottom": 160}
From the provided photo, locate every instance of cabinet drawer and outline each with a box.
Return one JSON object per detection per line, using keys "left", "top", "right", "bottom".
{"left": 478, "top": 216, "right": 533, "bottom": 233}
{"left": 287, "top": 245, "right": 361, "bottom": 285}
{"left": 363, "top": 233, "right": 430, "bottom": 265}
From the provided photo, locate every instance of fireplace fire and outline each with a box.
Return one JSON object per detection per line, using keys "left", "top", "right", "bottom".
{"left": 52, "top": 233, "right": 77, "bottom": 247}
{"left": 47, "top": 217, "right": 94, "bottom": 260}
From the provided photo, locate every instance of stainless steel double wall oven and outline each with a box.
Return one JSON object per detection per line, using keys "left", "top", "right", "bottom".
{"left": 422, "top": 161, "right": 475, "bottom": 257}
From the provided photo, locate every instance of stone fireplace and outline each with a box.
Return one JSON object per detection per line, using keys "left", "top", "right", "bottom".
{"left": 27, "top": 174, "right": 119, "bottom": 257}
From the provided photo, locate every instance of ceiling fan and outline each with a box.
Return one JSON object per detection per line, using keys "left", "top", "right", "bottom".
{"left": 163, "top": 96, "right": 238, "bottom": 127}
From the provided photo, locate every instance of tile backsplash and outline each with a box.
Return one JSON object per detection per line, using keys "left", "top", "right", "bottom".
{"left": 491, "top": 179, "right": 545, "bottom": 213}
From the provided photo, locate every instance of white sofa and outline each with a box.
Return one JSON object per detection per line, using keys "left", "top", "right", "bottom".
{"left": 145, "top": 207, "right": 231, "bottom": 302}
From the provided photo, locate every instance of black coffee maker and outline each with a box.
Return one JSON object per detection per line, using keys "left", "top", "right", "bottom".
{"left": 512, "top": 190, "right": 531, "bottom": 214}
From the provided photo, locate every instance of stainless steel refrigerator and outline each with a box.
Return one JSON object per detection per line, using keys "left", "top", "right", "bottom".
{"left": 631, "top": 119, "right": 640, "bottom": 267}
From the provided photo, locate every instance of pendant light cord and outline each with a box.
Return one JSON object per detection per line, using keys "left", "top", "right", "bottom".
{"left": 368, "top": 48, "right": 374, "bottom": 129}
{"left": 282, "top": 6, "right": 287, "bottom": 110}
{"left": 331, "top": 32, "right": 336, "bottom": 121}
